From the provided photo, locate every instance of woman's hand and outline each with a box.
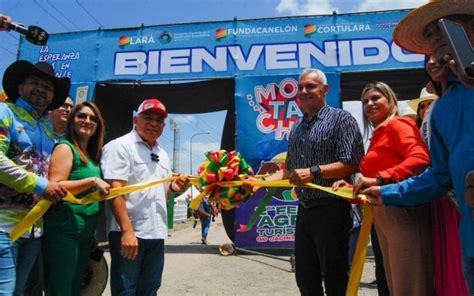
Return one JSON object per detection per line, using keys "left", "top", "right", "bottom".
{"left": 93, "top": 178, "right": 111, "bottom": 195}
{"left": 332, "top": 179, "right": 351, "bottom": 191}
{"left": 360, "top": 186, "right": 384, "bottom": 206}
{"left": 353, "top": 176, "right": 377, "bottom": 197}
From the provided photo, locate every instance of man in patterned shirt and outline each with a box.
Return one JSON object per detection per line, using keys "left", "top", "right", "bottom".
{"left": 0, "top": 60, "right": 70, "bottom": 295}
{"left": 258, "top": 69, "right": 364, "bottom": 295}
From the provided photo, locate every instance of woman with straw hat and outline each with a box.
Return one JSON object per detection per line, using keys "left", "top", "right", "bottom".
{"left": 360, "top": 1, "right": 474, "bottom": 294}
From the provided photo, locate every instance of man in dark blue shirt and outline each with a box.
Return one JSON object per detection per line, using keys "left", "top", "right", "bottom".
{"left": 262, "top": 68, "right": 364, "bottom": 295}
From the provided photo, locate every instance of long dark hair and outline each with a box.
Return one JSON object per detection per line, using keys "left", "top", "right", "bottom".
{"left": 65, "top": 102, "right": 105, "bottom": 164}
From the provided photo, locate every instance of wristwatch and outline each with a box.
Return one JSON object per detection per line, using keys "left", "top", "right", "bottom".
{"left": 376, "top": 175, "right": 385, "bottom": 186}
{"left": 310, "top": 165, "right": 322, "bottom": 180}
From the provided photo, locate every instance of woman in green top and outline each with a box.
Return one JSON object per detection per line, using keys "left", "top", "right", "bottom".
{"left": 43, "top": 102, "right": 109, "bottom": 296}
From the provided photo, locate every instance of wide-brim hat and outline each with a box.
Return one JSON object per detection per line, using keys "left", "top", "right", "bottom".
{"left": 408, "top": 95, "right": 438, "bottom": 112}
{"left": 2, "top": 60, "right": 71, "bottom": 110}
{"left": 218, "top": 243, "right": 236, "bottom": 256}
{"left": 80, "top": 255, "right": 108, "bottom": 296}
{"left": 393, "top": 0, "right": 474, "bottom": 55}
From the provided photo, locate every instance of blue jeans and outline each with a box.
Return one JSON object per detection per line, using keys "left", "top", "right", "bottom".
{"left": 463, "top": 254, "right": 474, "bottom": 295}
{"left": 200, "top": 217, "right": 211, "bottom": 239}
{"left": 108, "top": 231, "right": 165, "bottom": 296}
{"left": 0, "top": 232, "right": 41, "bottom": 296}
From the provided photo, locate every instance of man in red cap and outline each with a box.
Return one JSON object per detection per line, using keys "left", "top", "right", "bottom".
{"left": 101, "top": 98, "right": 189, "bottom": 295}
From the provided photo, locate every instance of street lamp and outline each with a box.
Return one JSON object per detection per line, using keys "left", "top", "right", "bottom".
{"left": 190, "top": 131, "right": 210, "bottom": 175}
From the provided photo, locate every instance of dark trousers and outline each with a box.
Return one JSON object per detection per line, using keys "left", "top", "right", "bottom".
{"left": 295, "top": 202, "right": 352, "bottom": 296}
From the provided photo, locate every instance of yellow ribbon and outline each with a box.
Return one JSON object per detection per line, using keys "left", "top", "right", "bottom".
{"left": 188, "top": 179, "right": 354, "bottom": 210}
{"left": 9, "top": 177, "right": 176, "bottom": 242}
{"left": 10, "top": 175, "right": 370, "bottom": 295}
{"left": 346, "top": 206, "right": 373, "bottom": 296}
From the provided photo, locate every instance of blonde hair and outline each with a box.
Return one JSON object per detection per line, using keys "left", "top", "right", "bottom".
{"left": 361, "top": 82, "right": 399, "bottom": 139}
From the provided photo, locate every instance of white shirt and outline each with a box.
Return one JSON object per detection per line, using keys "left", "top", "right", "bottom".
{"left": 101, "top": 129, "right": 171, "bottom": 240}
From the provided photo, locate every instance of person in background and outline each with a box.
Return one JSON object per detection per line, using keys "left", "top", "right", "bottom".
{"left": 334, "top": 82, "right": 433, "bottom": 295}
{"left": 101, "top": 98, "right": 190, "bottom": 295}
{"left": 197, "top": 197, "right": 212, "bottom": 245}
{"left": 0, "top": 60, "right": 69, "bottom": 295}
{"left": 247, "top": 68, "right": 364, "bottom": 295}
{"left": 43, "top": 102, "right": 109, "bottom": 295}
{"left": 360, "top": 2, "right": 474, "bottom": 293}
{"left": 49, "top": 96, "right": 74, "bottom": 139}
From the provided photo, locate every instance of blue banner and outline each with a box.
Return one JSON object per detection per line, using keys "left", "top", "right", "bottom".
{"left": 235, "top": 74, "right": 340, "bottom": 168}
{"left": 234, "top": 74, "right": 339, "bottom": 248}
{"left": 18, "top": 10, "right": 423, "bottom": 100}
{"left": 235, "top": 154, "right": 299, "bottom": 249}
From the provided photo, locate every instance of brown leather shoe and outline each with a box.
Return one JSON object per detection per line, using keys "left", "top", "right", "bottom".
{"left": 464, "top": 170, "right": 474, "bottom": 208}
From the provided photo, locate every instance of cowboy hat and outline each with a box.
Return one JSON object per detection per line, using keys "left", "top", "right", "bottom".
{"left": 393, "top": 0, "right": 474, "bottom": 55}
{"left": 2, "top": 60, "right": 71, "bottom": 110}
{"left": 408, "top": 87, "right": 438, "bottom": 112}
{"left": 80, "top": 254, "right": 108, "bottom": 296}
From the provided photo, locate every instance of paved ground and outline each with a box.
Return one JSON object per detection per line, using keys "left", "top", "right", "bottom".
{"left": 101, "top": 218, "right": 379, "bottom": 295}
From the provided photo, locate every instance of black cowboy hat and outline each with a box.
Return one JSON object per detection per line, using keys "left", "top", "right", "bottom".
{"left": 2, "top": 60, "right": 71, "bottom": 110}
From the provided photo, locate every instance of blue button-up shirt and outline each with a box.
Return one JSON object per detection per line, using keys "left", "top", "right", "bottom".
{"left": 382, "top": 79, "right": 474, "bottom": 257}
{"left": 286, "top": 105, "right": 364, "bottom": 204}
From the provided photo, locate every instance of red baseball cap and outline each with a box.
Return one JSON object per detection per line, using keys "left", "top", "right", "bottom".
{"left": 136, "top": 98, "right": 167, "bottom": 118}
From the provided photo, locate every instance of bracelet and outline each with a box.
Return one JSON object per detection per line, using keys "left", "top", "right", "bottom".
{"left": 376, "top": 176, "right": 385, "bottom": 186}
{"left": 169, "top": 182, "right": 177, "bottom": 193}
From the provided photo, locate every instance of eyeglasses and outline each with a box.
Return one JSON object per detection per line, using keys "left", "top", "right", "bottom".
{"left": 76, "top": 112, "right": 99, "bottom": 124}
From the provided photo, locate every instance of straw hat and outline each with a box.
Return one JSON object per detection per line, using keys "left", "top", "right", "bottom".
{"left": 408, "top": 87, "right": 438, "bottom": 112}
{"left": 80, "top": 255, "right": 108, "bottom": 296}
{"left": 393, "top": 0, "right": 474, "bottom": 55}
{"left": 218, "top": 243, "right": 236, "bottom": 256}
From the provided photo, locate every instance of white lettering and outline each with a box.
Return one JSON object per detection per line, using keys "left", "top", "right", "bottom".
{"left": 256, "top": 113, "right": 275, "bottom": 133}
{"left": 228, "top": 45, "right": 263, "bottom": 71}
{"left": 391, "top": 42, "right": 424, "bottom": 63}
{"left": 299, "top": 42, "right": 338, "bottom": 68}
{"left": 287, "top": 101, "right": 303, "bottom": 118}
{"left": 192, "top": 47, "right": 227, "bottom": 72}
{"left": 269, "top": 101, "right": 285, "bottom": 119}
{"left": 254, "top": 83, "right": 277, "bottom": 103}
{"left": 114, "top": 52, "right": 147, "bottom": 75}
{"left": 160, "top": 49, "right": 190, "bottom": 74}
{"left": 266, "top": 44, "right": 298, "bottom": 70}
{"left": 352, "top": 39, "right": 389, "bottom": 65}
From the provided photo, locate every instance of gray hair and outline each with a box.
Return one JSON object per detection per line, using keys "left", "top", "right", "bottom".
{"left": 299, "top": 68, "right": 328, "bottom": 85}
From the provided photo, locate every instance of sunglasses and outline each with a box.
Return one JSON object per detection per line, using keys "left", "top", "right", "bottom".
{"left": 76, "top": 112, "right": 99, "bottom": 124}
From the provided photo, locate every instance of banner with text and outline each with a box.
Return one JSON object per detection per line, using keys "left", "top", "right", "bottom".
{"left": 233, "top": 73, "right": 339, "bottom": 248}
{"left": 17, "top": 10, "right": 422, "bottom": 100}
